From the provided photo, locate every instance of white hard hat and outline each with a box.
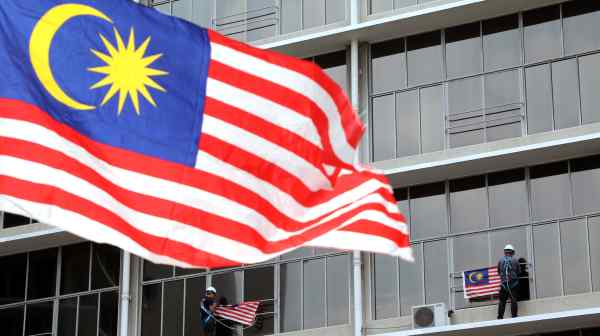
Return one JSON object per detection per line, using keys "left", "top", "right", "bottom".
{"left": 206, "top": 286, "right": 217, "bottom": 293}
{"left": 504, "top": 244, "right": 515, "bottom": 251}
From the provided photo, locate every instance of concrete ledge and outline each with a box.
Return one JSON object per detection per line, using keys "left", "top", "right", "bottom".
{"left": 373, "top": 123, "right": 600, "bottom": 188}
{"left": 255, "top": 0, "right": 564, "bottom": 57}
{"left": 0, "top": 223, "right": 83, "bottom": 257}
{"left": 365, "top": 292, "right": 600, "bottom": 336}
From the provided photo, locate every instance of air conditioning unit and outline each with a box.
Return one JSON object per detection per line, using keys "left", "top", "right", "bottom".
{"left": 412, "top": 303, "right": 448, "bottom": 329}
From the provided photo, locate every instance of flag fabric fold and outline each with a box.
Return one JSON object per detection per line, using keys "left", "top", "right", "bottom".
{"left": 463, "top": 267, "right": 501, "bottom": 299}
{"left": 0, "top": 0, "right": 411, "bottom": 268}
{"left": 215, "top": 301, "right": 260, "bottom": 326}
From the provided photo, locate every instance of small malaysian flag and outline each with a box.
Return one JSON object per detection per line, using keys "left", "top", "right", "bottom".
{"left": 215, "top": 301, "right": 260, "bottom": 326}
{"left": 463, "top": 266, "right": 501, "bottom": 299}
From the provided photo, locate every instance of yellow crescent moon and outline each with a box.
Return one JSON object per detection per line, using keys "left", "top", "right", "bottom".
{"left": 468, "top": 272, "right": 479, "bottom": 283}
{"left": 29, "top": 4, "right": 112, "bottom": 110}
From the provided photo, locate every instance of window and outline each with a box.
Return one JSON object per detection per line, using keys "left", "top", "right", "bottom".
{"left": 372, "top": 94, "right": 396, "bottom": 161}
{"left": 450, "top": 175, "right": 487, "bottom": 233}
{"left": 141, "top": 283, "right": 161, "bottom": 336}
{"left": 552, "top": 59, "right": 581, "bottom": 129}
{"left": 92, "top": 243, "right": 121, "bottom": 289}
{"left": 419, "top": 85, "right": 444, "bottom": 153}
{"left": 371, "top": 38, "right": 406, "bottom": 93}
{"left": 589, "top": 216, "right": 600, "bottom": 292}
{"left": 245, "top": 266, "right": 275, "bottom": 336}
{"left": 407, "top": 31, "right": 443, "bottom": 86}
{"left": 571, "top": 155, "right": 600, "bottom": 214}
{"left": 452, "top": 233, "right": 489, "bottom": 309}
{"left": 560, "top": 219, "right": 591, "bottom": 295}
{"left": 484, "top": 70, "right": 523, "bottom": 142}
{"left": 281, "top": 0, "right": 302, "bottom": 34}
{"left": 533, "top": 223, "right": 562, "bottom": 298}
{"left": 445, "top": 22, "right": 482, "bottom": 78}
{"left": 523, "top": 5, "right": 562, "bottom": 63}
{"left": 303, "top": 0, "right": 325, "bottom": 29}
{"left": 488, "top": 169, "right": 529, "bottom": 228}
{"left": 163, "top": 280, "right": 185, "bottom": 335}
{"left": 0, "top": 254, "right": 26, "bottom": 305}
{"left": 280, "top": 262, "right": 301, "bottom": 332}
{"left": 0, "top": 244, "right": 119, "bottom": 335}
{"left": 303, "top": 259, "right": 326, "bottom": 328}
{"left": 409, "top": 183, "right": 447, "bottom": 239}
{"left": 483, "top": 14, "right": 521, "bottom": 71}
{"left": 396, "top": 90, "right": 420, "bottom": 157}
{"left": 315, "top": 50, "right": 348, "bottom": 95}
{"left": 184, "top": 276, "right": 206, "bottom": 336}
{"left": 530, "top": 161, "right": 571, "bottom": 221}
{"left": 562, "top": 0, "right": 600, "bottom": 55}
{"left": 578, "top": 53, "right": 600, "bottom": 125}
{"left": 526, "top": 64, "right": 554, "bottom": 134}
{"left": 447, "top": 76, "right": 484, "bottom": 147}
{"left": 372, "top": 254, "right": 398, "bottom": 319}
{"left": 143, "top": 260, "right": 173, "bottom": 281}
{"left": 424, "top": 240, "right": 448, "bottom": 305}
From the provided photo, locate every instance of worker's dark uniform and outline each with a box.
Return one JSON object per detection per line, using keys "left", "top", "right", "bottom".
{"left": 497, "top": 255, "right": 520, "bottom": 319}
{"left": 201, "top": 297, "right": 216, "bottom": 336}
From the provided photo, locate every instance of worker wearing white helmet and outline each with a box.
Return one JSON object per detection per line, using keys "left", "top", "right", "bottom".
{"left": 201, "top": 286, "right": 218, "bottom": 336}
{"left": 497, "top": 244, "right": 520, "bottom": 319}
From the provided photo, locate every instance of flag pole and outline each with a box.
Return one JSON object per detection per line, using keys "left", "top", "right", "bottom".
{"left": 350, "top": 34, "right": 363, "bottom": 336}
{"left": 119, "top": 251, "right": 131, "bottom": 336}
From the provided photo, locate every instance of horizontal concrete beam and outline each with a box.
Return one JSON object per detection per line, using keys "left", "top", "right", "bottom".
{"left": 373, "top": 123, "right": 600, "bottom": 188}
{"left": 255, "top": 0, "right": 564, "bottom": 57}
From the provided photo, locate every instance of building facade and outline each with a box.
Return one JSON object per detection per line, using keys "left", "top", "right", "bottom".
{"left": 1, "top": 0, "right": 600, "bottom": 335}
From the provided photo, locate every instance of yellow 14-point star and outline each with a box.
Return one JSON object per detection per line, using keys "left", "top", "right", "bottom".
{"left": 88, "top": 27, "right": 167, "bottom": 115}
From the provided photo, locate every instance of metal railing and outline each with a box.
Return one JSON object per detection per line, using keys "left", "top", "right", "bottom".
{"left": 212, "top": 6, "right": 280, "bottom": 38}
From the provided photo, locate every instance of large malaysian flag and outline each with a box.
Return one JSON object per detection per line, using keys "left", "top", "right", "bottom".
{"left": 0, "top": 0, "right": 411, "bottom": 268}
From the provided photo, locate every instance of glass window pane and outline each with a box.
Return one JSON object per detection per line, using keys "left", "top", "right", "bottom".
{"left": 373, "top": 254, "right": 398, "bottom": 319}
{"left": 448, "top": 76, "right": 483, "bottom": 115}
{"left": 172, "top": 0, "right": 192, "bottom": 22}
{"left": 78, "top": 294, "right": 98, "bottom": 336}
{"left": 2, "top": 212, "right": 31, "bottom": 228}
{"left": 163, "top": 280, "right": 184, "bottom": 336}
{"left": 485, "top": 70, "right": 521, "bottom": 109}
{"left": 453, "top": 233, "right": 489, "bottom": 309}
{"left": 450, "top": 175, "right": 487, "bottom": 233}
{"left": 27, "top": 248, "right": 57, "bottom": 300}
{"left": 0, "top": 306, "right": 23, "bottom": 336}
{"left": 371, "top": 39, "right": 406, "bottom": 93}
{"left": 552, "top": 59, "right": 581, "bottom": 129}
{"left": 58, "top": 298, "right": 77, "bottom": 336}
{"left": 99, "top": 291, "right": 119, "bottom": 336}
{"left": 533, "top": 223, "right": 562, "bottom": 298}
{"left": 281, "top": 247, "right": 314, "bottom": 260}
{"left": 303, "top": 258, "right": 326, "bottom": 329}
{"left": 190, "top": 0, "right": 213, "bottom": 28}
{"left": 372, "top": 94, "right": 396, "bottom": 161}
{"left": 91, "top": 244, "right": 120, "bottom": 289}
{"left": 530, "top": 161, "right": 571, "bottom": 221}
{"left": 483, "top": 14, "right": 521, "bottom": 71}
{"left": 578, "top": 53, "right": 600, "bottom": 125}
{"left": 409, "top": 182, "right": 448, "bottom": 240}
{"left": 424, "top": 240, "right": 448, "bottom": 305}
{"left": 247, "top": 0, "right": 277, "bottom": 42}
{"left": 571, "top": 155, "right": 600, "bottom": 215}
{"left": 420, "top": 85, "right": 444, "bottom": 153}
{"left": 0, "top": 253, "right": 26, "bottom": 305}
{"left": 589, "top": 216, "right": 600, "bottom": 292}
{"left": 488, "top": 169, "right": 529, "bottom": 227}
{"left": 396, "top": 90, "right": 419, "bottom": 157}
{"left": 563, "top": 0, "right": 600, "bottom": 55}
{"left": 325, "top": 0, "right": 345, "bottom": 23}
{"left": 281, "top": 0, "right": 301, "bottom": 34}
{"left": 445, "top": 22, "right": 482, "bottom": 78}
{"left": 25, "top": 301, "right": 53, "bottom": 336}
{"left": 407, "top": 31, "right": 442, "bottom": 86}
{"left": 245, "top": 314, "right": 274, "bottom": 336}
{"left": 396, "top": 0, "right": 417, "bottom": 8}
{"left": 141, "top": 284, "right": 162, "bottom": 336}
{"left": 490, "top": 227, "right": 528, "bottom": 265}
{"left": 400, "top": 244, "right": 424, "bottom": 316}
{"left": 327, "top": 254, "right": 349, "bottom": 325}
{"left": 213, "top": 271, "right": 243, "bottom": 304}
{"left": 560, "top": 219, "right": 591, "bottom": 295}
{"left": 61, "top": 243, "right": 90, "bottom": 295}
{"left": 523, "top": 5, "right": 562, "bottom": 63}
{"left": 395, "top": 188, "right": 410, "bottom": 231}
{"left": 280, "top": 262, "right": 301, "bottom": 332}
{"left": 316, "top": 53, "right": 348, "bottom": 96}
{"left": 184, "top": 276, "right": 206, "bottom": 336}
{"left": 370, "top": 0, "right": 393, "bottom": 14}
{"left": 244, "top": 266, "right": 274, "bottom": 302}
{"left": 526, "top": 64, "right": 554, "bottom": 134}
{"left": 303, "top": 0, "right": 325, "bottom": 29}
{"left": 143, "top": 260, "right": 173, "bottom": 281}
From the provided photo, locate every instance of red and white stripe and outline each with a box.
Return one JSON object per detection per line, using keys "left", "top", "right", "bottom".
{"left": 215, "top": 301, "right": 260, "bottom": 326}
{"left": 0, "top": 30, "right": 411, "bottom": 268}
{"left": 464, "top": 268, "right": 501, "bottom": 299}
